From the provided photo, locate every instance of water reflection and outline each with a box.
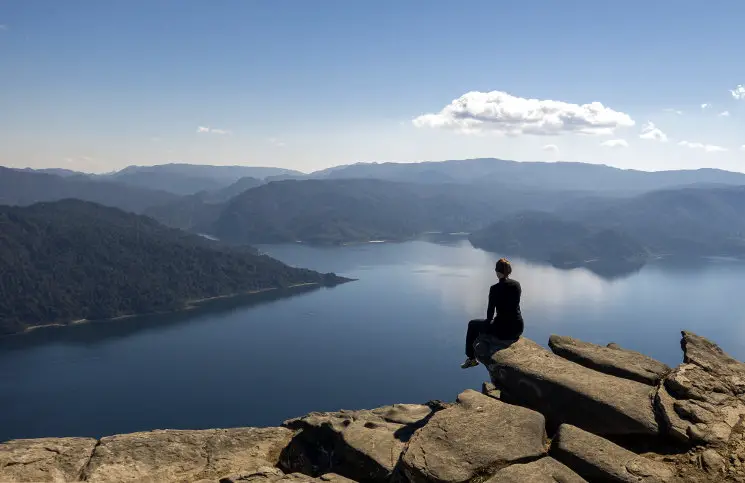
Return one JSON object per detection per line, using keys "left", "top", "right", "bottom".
{"left": 416, "top": 233, "right": 646, "bottom": 281}
{"left": 0, "top": 285, "right": 323, "bottom": 354}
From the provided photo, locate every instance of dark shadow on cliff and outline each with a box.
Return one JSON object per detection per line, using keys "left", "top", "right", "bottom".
{"left": 0, "top": 284, "right": 326, "bottom": 354}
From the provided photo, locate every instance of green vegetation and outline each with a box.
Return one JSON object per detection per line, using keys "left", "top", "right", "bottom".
{"left": 0, "top": 200, "right": 348, "bottom": 335}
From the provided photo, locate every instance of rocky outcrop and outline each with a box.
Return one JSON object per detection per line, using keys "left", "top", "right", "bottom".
{"left": 550, "top": 424, "right": 675, "bottom": 482}
{"left": 397, "top": 390, "right": 547, "bottom": 483}
{"left": 217, "top": 470, "right": 357, "bottom": 482}
{"left": 280, "top": 403, "right": 440, "bottom": 482}
{"left": 0, "top": 437, "right": 98, "bottom": 482}
{"left": 474, "top": 336, "right": 659, "bottom": 436}
{"left": 485, "top": 457, "right": 587, "bottom": 483}
{"left": 4, "top": 330, "right": 745, "bottom": 482}
{"left": 548, "top": 335, "right": 671, "bottom": 385}
{"left": 654, "top": 331, "right": 745, "bottom": 480}
{"left": 85, "top": 427, "right": 293, "bottom": 483}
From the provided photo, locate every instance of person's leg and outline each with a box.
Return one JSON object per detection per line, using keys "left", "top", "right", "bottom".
{"left": 464, "top": 319, "right": 489, "bottom": 364}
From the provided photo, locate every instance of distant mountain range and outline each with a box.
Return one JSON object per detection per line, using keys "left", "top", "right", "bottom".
{"left": 0, "top": 166, "right": 178, "bottom": 214}
{"left": 0, "top": 200, "right": 348, "bottom": 336}
{"left": 4, "top": 159, "right": 745, "bottom": 272}
{"left": 304, "top": 158, "right": 745, "bottom": 193}
{"left": 469, "top": 185, "right": 745, "bottom": 271}
{"left": 97, "top": 164, "right": 301, "bottom": 195}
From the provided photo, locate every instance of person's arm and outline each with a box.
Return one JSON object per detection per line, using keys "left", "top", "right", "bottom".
{"left": 486, "top": 285, "right": 496, "bottom": 321}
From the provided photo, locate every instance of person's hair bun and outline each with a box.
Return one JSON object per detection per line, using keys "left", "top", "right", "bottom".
{"left": 496, "top": 258, "right": 512, "bottom": 276}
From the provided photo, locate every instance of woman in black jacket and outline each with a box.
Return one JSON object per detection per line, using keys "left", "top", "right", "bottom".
{"left": 461, "top": 257, "right": 524, "bottom": 369}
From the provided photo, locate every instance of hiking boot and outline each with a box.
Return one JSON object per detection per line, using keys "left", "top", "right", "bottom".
{"left": 461, "top": 358, "right": 479, "bottom": 369}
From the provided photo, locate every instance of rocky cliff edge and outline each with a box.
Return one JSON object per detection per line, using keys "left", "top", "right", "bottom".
{"left": 3, "top": 330, "right": 744, "bottom": 482}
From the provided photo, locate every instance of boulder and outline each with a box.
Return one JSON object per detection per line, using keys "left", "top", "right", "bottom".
{"left": 548, "top": 335, "right": 670, "bottom": 385}
{"left": 474, "top": 336, "right": 659, "bottom": 436}
{"left": 481, "top": 381, "right": 501, "bottom": 400}
{"left": 654, "top": 384, "right": 692, "bottom": 443}
{"left": 397, "top": 389, "right": 547, "bottom": 483}
{"left": 0, "top": 437, "right": 98, "bottom": 482}
{"left": 218, "top": 470, "right": 357, "bottom": 482}
{"left": 84, "top": 427, "right": 293, "bottom": 483}
{"left": 550, "top": 424, "right": 675, "bottom": 483}
{"left": 484, "top": 457, "right": 587, "bottom": 483}
{"left": 281, "top": 403, "right": 437, "bottom": 482}
{"left": 656, "top": 331, "right": 745, "bottom": 448}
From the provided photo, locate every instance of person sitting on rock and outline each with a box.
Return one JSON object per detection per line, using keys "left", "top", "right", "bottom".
{"left": 461, "top": 257, "right": 524, "bottom": 369}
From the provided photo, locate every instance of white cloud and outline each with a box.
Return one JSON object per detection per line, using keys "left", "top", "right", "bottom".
{"left": 719, "top": 111, "right": 730, "bottom": 117}
{"left": 678, "top": 141, "right": 728, "bottom": 152}
{"left": 196, "top": 126, "right": 231, "bottom": 135}
{"left": 412, "top": 90, "right": 634, "bottom": 136}
{"left": 731, "top": 85, "right": 745, "bottom": 100}
{"left": 639, "top": 121, "right": 668, "bottom": 142}
{"left": 741, "top": 145, "right": 745, "bottom": 151}
{"left": 542, "top": 144, "right": 559, "bottom": 153}
{"left": 0, "top": 25, "right": 7, "bottom": 31}
{"left": 600, "top": 139, "right": 629, "bottom": 148}
{"left": 663, "top": 108, "right": 683, "bottom": 115}
{"left": 701, "top": 103, "right": 711, "bottom": 110}
{"left": 268, "top": 137, "right": 286, "bottom": 147}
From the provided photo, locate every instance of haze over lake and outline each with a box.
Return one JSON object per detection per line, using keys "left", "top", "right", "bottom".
{"left": 2, "top": 237, "right": 745, "bottom": 442}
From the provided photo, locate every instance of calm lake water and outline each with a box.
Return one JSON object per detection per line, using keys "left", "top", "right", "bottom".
{"left": 2, "top": 237, "right": 745, "bottom": 442}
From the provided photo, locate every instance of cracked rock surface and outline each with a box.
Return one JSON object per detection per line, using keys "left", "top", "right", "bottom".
{"left": 0, "top": 437, "right": 98, "bottom": 482}
{"left": 397, "top": 389, "right": 546, "bottom": 483}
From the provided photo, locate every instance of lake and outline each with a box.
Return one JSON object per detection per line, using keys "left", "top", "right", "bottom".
{"left": 2, "top": 237, "right": 745, "bottom": 442}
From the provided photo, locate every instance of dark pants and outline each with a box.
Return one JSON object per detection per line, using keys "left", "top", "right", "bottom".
{"left": 465, "top": 319, "right": 492, "bottom": 359}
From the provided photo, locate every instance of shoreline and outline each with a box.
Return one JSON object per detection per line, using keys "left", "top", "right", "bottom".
{"left": 12, "top": 281, "right": 349, "bottom": 338}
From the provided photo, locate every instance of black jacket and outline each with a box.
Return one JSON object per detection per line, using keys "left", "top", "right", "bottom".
{"left": 486, "top": 278, "right": 524, "bottom": 339}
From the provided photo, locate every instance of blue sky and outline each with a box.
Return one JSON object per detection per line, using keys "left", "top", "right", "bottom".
{"left": 1, "top": 1, "right": 744, "bottom": 173}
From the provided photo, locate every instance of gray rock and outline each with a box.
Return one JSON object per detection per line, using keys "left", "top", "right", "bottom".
{"left": 656, "top": 331, "right": 745, "bottom": 447}
{"left": 700, "top": 449, "right": 726, "bottom": 476}
{"left": 549, "top": 335, "right": 670, "bottom": 385}
{"left": 655, "top": 385, "right": 692, "bottom": 443}
{"left": 0, "top": 437, "right": 98, "bottom": 482}
{"left": 485, "top": 457, "right": 587, "bottom": 483}
{"left": 84, "top": 427, "right": 293, "bottom": 483}
{"left": 474, "top": 336, "right": 659, "bottom": 436}
{"left": 551, "top": 424, "right": 676, "bottom": 482}
{"left": 482, "top": 381, "right": 501, "bottom": 400}
{"left": 398, "top": 389, "right": 547, "bottom": 483}
{"left": 219, "top": 470, "right": 357, "bottom": 482}
{"left": 281, "top": 403, "right": 436, "bottom": 482}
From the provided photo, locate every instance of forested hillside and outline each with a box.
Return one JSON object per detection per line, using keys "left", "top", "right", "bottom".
{"left": 0, "top": 200, "right": 347, "bottom": 335}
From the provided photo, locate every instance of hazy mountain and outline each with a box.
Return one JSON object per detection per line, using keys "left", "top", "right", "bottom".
{"left": 309, "top": 158, "right": 745, "bottom": 193}
{"left": 572, "top": 185, "right": 745, "bottom": 256}
{"left": 0, "top": 200, "right": 348, "bottom": 335}
{"left": 470, "top": 185, "right": 745, "bottom": 271}
{"left": 0, "top": 166, "right": 178, "bottom": 214}
{"left": 111, "top": 163, "right": 301, "bottom": 181}
{"left": 469, "top": 211, "right": 649, "bottom": 268}
{"left": 144, "top": 195, "right": 224, "bottom": 232}
{"left": 95, "top": 164, "right": 301, "bottom": 195}
{"left": 204, "top": 178, "right": 599, "bottom": 245}
{"left": 198, "top": 176, "right": 265, "bottom": 203}
{"left": 106, "top": 170, "right": 227, "bottom": 195}
{"left": 19, "top": 168, "right": 85, "bottom": 178}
